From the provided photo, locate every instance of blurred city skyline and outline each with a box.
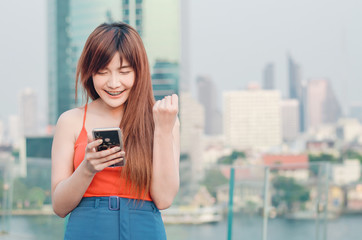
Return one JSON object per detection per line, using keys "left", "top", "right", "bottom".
{"left": 0, "top": 0, "right": 361, "bottom": 122}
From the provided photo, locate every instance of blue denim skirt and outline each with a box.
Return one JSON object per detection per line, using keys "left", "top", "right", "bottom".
{"left": 64, "top": 196, "right": 167, "bottom": 240}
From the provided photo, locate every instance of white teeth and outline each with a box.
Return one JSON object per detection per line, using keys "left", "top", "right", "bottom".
{"left": 105, "top": 90, "right": 124, "bottom": 96}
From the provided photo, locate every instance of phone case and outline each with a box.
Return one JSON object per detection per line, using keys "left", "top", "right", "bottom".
{"left": 92, "top": 127, "right": 125, "bottom": 167}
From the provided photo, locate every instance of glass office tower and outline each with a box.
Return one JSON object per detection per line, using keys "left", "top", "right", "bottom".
{"left": 151, "top": 60, "right": 179, "bottom": 101}
{"left": 48, "top": 0, "right": 178, "bottom": 126}
{"left": 47, "top": 0, "right": 121, "bottom": 126}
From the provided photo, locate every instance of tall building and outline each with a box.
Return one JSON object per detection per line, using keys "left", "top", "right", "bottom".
{"left": 151, "top": 60, "right": 179, "bottom": 101}
{"left": 224, "top": 85, "right": 282, "bottom": 150}
{"left": 288, "top": 54, "right": 306, "bottom": 132}
{"left": 306, "top": 79, "right": 341, "bottom": 130}
{"left": 281, "top": 99, "right": 299, "bottom": 142}
{"left": 288, "top": 55, "right": 302, "bottom": 99}
{"left": 197, "top": 76, "right": 222, "bottom": 135}
{"left": 8, "top": 115, "right": 20, "bottom": 148}
{"left": 180, "top": 92, "right": 204, "bottom": 182}
{"left": 263, "top": 63, "right": 274, "bottom": 90}
{"left": 19, "top": 88, "right": 38, "bottom": 136}
{"left": 122, "top": 0, "right": 144, "bottom": 36}
{"left": 47, "top": 0, "right": 122, "bottom": 126}
{"left": 48, "top": 0, "right": 180, "bottom": 124}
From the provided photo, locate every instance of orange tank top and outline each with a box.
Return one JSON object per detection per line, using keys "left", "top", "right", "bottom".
{"left": 73, "top": 104, "right": 152, "bottom": 201}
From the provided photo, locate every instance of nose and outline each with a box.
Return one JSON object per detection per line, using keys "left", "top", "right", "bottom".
{"left": 107, "top": 73, "right": 121, "bottom": 89}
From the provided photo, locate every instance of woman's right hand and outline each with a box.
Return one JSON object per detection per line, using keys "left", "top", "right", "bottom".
{"left": 82, "top": 139, "right": 125, "bottom": 175}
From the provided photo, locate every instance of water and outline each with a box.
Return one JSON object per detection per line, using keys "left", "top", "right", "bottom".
{"left": 2, "top": 214, "right": 362, "bottom": 240}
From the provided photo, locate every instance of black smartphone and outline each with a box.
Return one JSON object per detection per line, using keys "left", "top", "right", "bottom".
{"left": 92, "top": 127, "right": 125, "bottom": 167}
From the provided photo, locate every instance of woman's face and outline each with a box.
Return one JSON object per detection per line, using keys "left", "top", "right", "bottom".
{"left": 92, "top": 52, "right": 135, "bottom": 109}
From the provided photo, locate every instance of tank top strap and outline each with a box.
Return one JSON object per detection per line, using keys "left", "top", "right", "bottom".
{"left": 82, "top": 104, "right": 88, "bottom": 128}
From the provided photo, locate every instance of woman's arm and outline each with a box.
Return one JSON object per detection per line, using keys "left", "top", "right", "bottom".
{"left": 51, "top": 110, "right": 124, "bottom": 218}
{"left": 151, "top": 94, "right": 180, "bottom": 210}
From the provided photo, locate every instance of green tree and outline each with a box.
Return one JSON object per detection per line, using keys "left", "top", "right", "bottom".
{"left": 13, "top": 178, "right": 28, "bottom": 208}
{"left": 218, "top": 151, "right": 246, "bottom": 164}
{"left": 309, "top": 153, "right": 340, "bottom": 176}
{"left": 343, "top": 150, "right": 362, "bottom": 164}
{"left": 27, "top": 187, "right": 46, "bottom": 209}
{"left": 272, "top": 176, "right": 310, "bottom": 211}
{"left": 309, "top": 153, "right": 339, "bottom": 163}
{"left": 201, "top": 169, "right": 229, "bottom": 198}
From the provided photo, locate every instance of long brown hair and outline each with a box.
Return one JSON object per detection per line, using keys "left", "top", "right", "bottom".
{"left": 75, "top": 22, "right": 155, "bottom": 199}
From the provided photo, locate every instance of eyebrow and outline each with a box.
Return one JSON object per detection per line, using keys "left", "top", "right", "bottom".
{"left": 120, "top": 65, "right": 131, "bottom": 69}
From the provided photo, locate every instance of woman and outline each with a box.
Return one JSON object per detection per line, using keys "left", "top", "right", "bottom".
{"left": 51, "top": 22, "right": 180, "bottom": 240}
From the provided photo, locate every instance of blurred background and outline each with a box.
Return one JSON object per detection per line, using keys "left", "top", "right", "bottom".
{"left": 1, "top": 0, "right": 362, "bottom": 239}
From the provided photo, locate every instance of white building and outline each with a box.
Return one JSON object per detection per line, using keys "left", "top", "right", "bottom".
{"left": 336, "top": 118, "right": 362, "bottom": 143}
{"left": 19, "top": 88, "right": 38, "bottom": 137}
{"left": 281, "top": 99, "right": 299, "bottom": 142}
{"left": 332, "top": 159, "right": 361, "bottom": 185}
{"left": 8, "top": 115, "right": 20, "bottom": 148}
{"left": 224, "top": 85, "right": 282, "bottom": 150}
{"left": 180, "top": 92, "right": 205, "bottom": 181}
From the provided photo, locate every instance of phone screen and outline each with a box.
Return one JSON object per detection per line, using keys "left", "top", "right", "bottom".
{"left": 92, "top": 127, "right": 124, "bottom": 167}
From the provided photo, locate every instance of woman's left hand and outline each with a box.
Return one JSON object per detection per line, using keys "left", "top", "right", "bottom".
{"left": 153, "top": 94, "right": 178, "bottom": 133}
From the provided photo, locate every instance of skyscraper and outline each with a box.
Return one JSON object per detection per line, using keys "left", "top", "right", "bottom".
{"left": 151, "top": 60, "right": 179, "bottom": 101}
{"left": 224, "top": 85, "right": 282, "bottom": 150}
{"left": 288, "top": 54, "right": 305, "bottom": 132}
{"left": 288, "top": 55, "right": 302, "bottom": 99}
{"left": 263, "top": 63, "right": 274, "bottom": 90}
{"left": 48, "top": 0, "right": 180, "bottom": 126}
{"left": 19, "top": 88, "right": 38, "bottom": 136}
{"left": 8, "top": 115, "right": 20, "bottom": 148}
{"left": 179, "top": 92, "right": 204, "bottom": 182}
{"left": 122, "top": 0, "right": 144, "bottom": 36}
{"left": 197, "top": 76, "right": 222, "bottom": 135}
{"left": 47, "top": 0, "right": 122, "bottom": 126}
{"left": 306, "top": 79, "right": 341, "bottom": 129}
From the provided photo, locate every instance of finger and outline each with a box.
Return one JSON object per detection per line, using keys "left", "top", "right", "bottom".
{"left": 86, "top": 139, "right": 103, "bottom": 153}
{"left": 161, "top": 98, "right": 167, "bottom": 109}
{"left": 87, "top": 146, "right": 121, "bottom": 161}
{"left": 171, "top": 94, "right": 178, "bottom": 107}
{"left": 165, "top": 95, "right": 172, "bottom": 109}
{"left": 100, "top": 158, "right": 124, "bottom": 169}
{"left": 98, "top": 150, "right": 125, "bottom": 163}
{"left": 96, "top": 146, "right": 121, "bottom": 158}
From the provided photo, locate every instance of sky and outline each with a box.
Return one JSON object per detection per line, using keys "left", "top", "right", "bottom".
{"left": 0, "top": 0, "right": 361, "bottom": 126}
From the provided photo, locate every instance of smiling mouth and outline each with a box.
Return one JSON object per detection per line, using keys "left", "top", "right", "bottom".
{"left": 105, "top": 90, "right": 125, "bottom": 96}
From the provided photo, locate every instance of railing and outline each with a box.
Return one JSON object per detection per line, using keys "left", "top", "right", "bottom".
{"left": 0, "top": 157, "right": 355, "bottom": 240}
{"left": 226, "top": 163, "right": 330, "bottom": 240}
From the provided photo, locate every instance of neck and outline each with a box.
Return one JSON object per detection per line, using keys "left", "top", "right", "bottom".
{"left": 94, "top": 99, "right": 124, "bottom": 121}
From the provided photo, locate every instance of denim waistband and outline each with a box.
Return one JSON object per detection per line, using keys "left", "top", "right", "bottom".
{"left": 77, "top": 196, "right": 158, "bottom": 212}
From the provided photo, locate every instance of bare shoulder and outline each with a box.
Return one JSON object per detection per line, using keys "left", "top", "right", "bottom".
{"left": 55, "top": 107, "right": 85, "bottom": 139}
{"left": 57, "top": 107, "right": 83, "bottom": 126}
